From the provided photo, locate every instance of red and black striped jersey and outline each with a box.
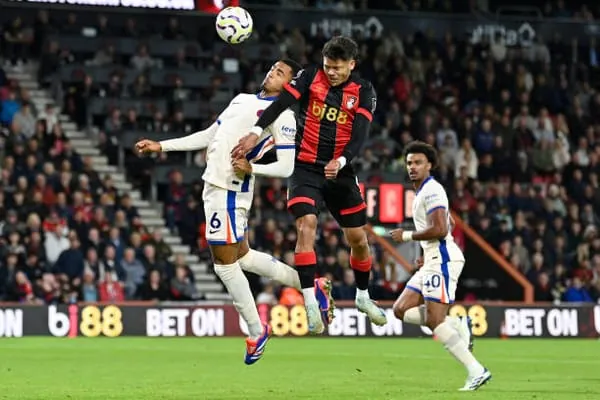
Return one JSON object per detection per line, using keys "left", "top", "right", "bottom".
{"left": 282, "top": 66, "right": 377, "bottom": 168}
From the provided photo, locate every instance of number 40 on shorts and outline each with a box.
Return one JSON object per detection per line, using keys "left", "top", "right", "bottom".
{"left": 424, "top": 274, "right": 442, "bottom": 288}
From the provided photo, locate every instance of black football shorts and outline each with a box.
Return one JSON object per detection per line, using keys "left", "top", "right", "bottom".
{"left": 287, "top": 163, "right": 367, "bottom": 228}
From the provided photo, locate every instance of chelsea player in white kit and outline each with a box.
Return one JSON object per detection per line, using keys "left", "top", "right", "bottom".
{"left": 135, "top": 59, "right": 333, "bottom": 365}
{"left": 390, "top": 141, "right": 491, "bottom": 391}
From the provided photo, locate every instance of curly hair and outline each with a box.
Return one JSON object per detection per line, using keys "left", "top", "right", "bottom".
{"left": 403, "top": 141, "right": 438, "bottom": 169}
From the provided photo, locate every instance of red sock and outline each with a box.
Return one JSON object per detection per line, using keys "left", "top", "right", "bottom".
{"left": 294, "top": 251, "right": 317, "bottom": 288}
{"left": 350, "top": 256, "right": 372, "bottom": 272}
{"left": 350, "top": 256, "right": 371, "bottom": 290}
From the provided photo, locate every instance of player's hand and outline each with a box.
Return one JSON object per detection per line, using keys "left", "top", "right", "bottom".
{"left": 324, "top": 159, "right": 341, "bottom": 180}
{"left": 414, "top": 256, "right": 424, "bottom": 269}
{"left": 232, "top": 157, "right": 252, "bottom": 177}
{"left": 135, "top": 139, "right": 162, "bottom": 155}
{"left": 231, "top": 133, "right": 259, "bottom": 159}
{"left": 390, "top": 228, "right": 404, "bottom": 242}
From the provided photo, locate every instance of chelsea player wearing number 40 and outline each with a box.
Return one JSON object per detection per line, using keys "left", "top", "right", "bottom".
{"left": 134, "top": 59, "right": 333, "bottom": 365}
{"left": 389, "top": 141, "right": 492, "bottom": 391}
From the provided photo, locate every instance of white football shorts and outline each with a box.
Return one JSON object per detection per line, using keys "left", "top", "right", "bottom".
{"left": 202, "top": 183, "right": 252, "bottom": 245}
{"left": 405, "top": 259, "right": 464, "bottom": 304}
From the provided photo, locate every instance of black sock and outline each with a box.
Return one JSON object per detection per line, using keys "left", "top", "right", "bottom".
{"left": 295, "top": 251, "right": 317, "bottom": 288}
{"left": 297, "top": 265, "right": 317, "bottom": 288}
{"left": 353, "top": 269, "right": 370, "bottom": 290}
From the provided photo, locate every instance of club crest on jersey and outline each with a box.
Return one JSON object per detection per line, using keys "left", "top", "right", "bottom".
{"left": 257, "top": 109, "right": 264, "bottom": 117}
{"left": 344, "top": 94, "right": 358, "bottom": 110}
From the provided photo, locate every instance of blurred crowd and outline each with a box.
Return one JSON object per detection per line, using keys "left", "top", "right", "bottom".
{"left": 254, "top": 0, "right": 599, "bottom": 18}
{"left": 0, "top": 72, "right": 199, "bottom": 304}
{"left": 1, "top": 1, "right": 600, "bottom": 305}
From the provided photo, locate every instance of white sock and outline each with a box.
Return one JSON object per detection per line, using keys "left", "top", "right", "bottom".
{"left": 403, "top": 305, "right": 427, "bottom": 325}
{"left": 445, "top": 315, "right": 461, "bottom": 328}
{"left": 355, "top": 288, "right": 370, "bottom": 300}
{"left": 402, "top": 306, "right": 461, "bottom": 330}
{"left": 434, "top": 321, "right": 484, "bottom": 376}
{"left": 302, "top": 287, "right": 318, "bottom": 307}
{"left": 238, "top": 250, "right": 301, "bottom": 289}
{"left": 214, "top": 262, "right": 263, "bottom": 339}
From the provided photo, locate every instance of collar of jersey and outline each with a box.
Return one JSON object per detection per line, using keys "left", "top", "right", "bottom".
{"left": 416, "top": 176, "right": 434, "bottom": 195}
{"left": 256, "top": 93, "right": 277, "bottom": 101}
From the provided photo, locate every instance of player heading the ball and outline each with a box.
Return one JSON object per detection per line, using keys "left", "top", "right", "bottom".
{"left": 135, "top": 59, "right": 333, "bottom": 365}
{"left": 232, "top": 36, "right": 387, "bottom": 334}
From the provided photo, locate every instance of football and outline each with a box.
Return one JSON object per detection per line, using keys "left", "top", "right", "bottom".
{"left": 215, "top": 6, "right": 253, "bottom": 44}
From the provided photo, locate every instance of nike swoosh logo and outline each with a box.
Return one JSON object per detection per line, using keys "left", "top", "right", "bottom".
{"left": 209, "top": 229, "right": 219, "bottom": 234}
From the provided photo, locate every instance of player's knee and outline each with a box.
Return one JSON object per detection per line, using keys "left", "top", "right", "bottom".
{"left": 392, "top": 299, "right": 407, "bottom": 320}
{"left": 295, "top": 215, "right": 317, "bottom": 246}
{"left": 425, "top": 312, "right": 446, "bottom": 330}
{"left": 213, "top": 254, "right": 236, "bottom": 265}
{"left": 210, "top": 245, "right": 238, "bottom": 265}
{"left": 344, "top": 227, "right": 368, "bottom": 250}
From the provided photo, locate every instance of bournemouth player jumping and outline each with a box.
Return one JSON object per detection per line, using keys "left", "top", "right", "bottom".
{"left": 390, "top": 141, "right": 491, "bottom": 391}
{"left": 232, "top": 36, "right": 387, "bottom": 334}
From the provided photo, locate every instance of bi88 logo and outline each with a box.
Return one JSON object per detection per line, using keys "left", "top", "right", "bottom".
{"left": 310, "top": 100, "right": 348, "bottom": 125}
{"left": 48, "top": 305, "right": 124, "bottom": 337}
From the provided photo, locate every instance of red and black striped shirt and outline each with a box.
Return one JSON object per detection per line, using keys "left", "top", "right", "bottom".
{"left": 255, "top": 66, "right": 377, "bottom": 169}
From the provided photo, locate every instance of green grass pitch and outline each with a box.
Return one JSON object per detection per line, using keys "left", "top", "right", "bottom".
{"left": 0, "top": 338, "right": 598, "bottom": 399}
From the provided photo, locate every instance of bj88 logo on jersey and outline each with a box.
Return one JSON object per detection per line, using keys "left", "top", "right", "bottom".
{"left": 310, "top": 100, "right": 349, "bottom": 125}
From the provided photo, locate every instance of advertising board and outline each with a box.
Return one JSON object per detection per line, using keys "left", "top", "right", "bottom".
{"left": 1, "top": 303, "right": 598, "bottom": 338}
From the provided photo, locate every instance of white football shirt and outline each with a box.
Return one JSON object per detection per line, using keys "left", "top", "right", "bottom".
{"left": 160, "top": 93, "right": 296, "bottom": 193}
{"left": 412, "top": 176, "right": 465, "bottom": 263}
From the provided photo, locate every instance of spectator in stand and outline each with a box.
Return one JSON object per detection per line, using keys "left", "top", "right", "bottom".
{"left": 170, "top": 265, "right": 198, "bottom": 300}
{"left": 1, "top": 90, "right": 20, "bottom": 125}
{"left": 138, "top": 270, "right": 169, "bottom": 301}
{"left": 122, "top": 247, "right": 146, "bottom": 299}
{"left": 80, "top": 269, "right": 99, "bottom": 302}
{"left": 53, "top": 233, "right": 85, "bottom": 282}
{"left": 98, "top": 270, "right": 125, "bottom": 303}
{"left": 12, "top": 101, "right": 36, "bottom": 138}
{"left": 563, "top": 277, "right": 594, "bottom": 302}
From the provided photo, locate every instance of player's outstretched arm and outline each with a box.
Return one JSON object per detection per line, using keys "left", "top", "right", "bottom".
{"left": 248, "top": 110, "right": 297, "bottom": 178}
{"left": 252, "top": 146, "right": 295, "bottom": 178}
{"left": 156, "top": 122, "right": 219, "bottom": 152}
{"left": 232, "top": 113, "right": 297, "bottom": 178}
{"left": 232, "top": 147, "right": 295, "bottom": 178}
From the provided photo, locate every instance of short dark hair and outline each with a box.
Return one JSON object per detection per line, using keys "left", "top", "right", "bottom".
{"left": 322, "top": 36, "right": 359, "bottom": 61}
{"left": 279, "top": 58, "right": 302, "bottom": 76}
{"left": 403, "top": 141, "right": 438, "bottom": 169}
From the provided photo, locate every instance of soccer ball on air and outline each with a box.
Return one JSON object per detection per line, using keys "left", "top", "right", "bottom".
{"left": 215, "top": 6, "right": 253, "bottom": 44}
